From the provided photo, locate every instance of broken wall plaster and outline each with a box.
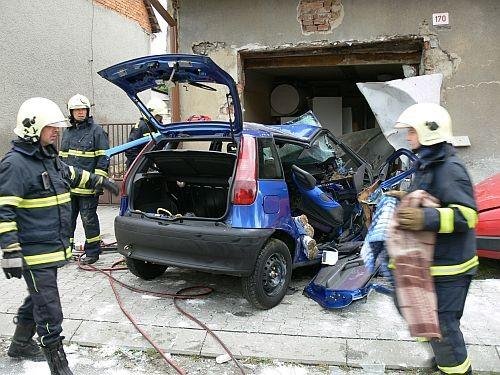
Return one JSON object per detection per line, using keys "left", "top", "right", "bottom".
{"left": 191, "top": 41, "right": 226, "bottom": 56}
{"left": 418, "top": 20, "right": 461, "bottom": 79}
{"left": 297, "top": 0, "right": 344, "bottom": 35}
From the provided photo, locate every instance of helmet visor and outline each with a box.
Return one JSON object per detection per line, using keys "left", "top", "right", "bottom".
{"left": 46, "top": 119, "right": 70, "bottom": 128}
{"left": 394, "top": 122, "right": 412, "bottom": 129}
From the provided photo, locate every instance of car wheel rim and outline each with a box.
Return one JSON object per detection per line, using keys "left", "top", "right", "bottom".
{"left": 262, "top": 253, "right": 287, "bottom": 296}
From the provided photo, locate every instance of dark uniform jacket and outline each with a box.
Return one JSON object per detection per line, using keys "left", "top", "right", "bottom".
{"left": 59, "top": 117, "right": 109, "bottom": 195}
{"left": 124, "top": 119, "right": 152, "bottom": 168}
{"left": 410, "top": 143, "right": 478, "bottom": 277}
{"left": 0, "top": 139, "right": 104, "bottom": 269}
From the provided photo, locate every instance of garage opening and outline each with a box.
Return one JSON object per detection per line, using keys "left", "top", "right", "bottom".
{"left": 239, "top": 38, "right": 423, "bottom": 138}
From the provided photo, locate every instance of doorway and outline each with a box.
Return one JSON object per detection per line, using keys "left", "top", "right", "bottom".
{"left": 239, "top": 38, "right": 423, "bottom": 137}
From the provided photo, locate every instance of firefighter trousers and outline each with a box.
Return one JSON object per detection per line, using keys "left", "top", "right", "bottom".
{"left": 432, "top": 275, "right": 473, "bottom": 374}
{"left": 17, "top": 267, "right": 63, "bottom": 347}
{"left": 70, "top": 195, "right": 101, "bottom": 257}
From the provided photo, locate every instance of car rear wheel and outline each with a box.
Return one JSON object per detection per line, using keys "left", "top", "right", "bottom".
{"left": 242, "top": 238, "right": 292, "bottom": 310}
{"left": 126, "top": 257, "right": 168, "bottom": 280}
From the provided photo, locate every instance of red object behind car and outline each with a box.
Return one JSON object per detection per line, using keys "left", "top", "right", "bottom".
{"left": 475, "top": 173, "right": 500, "bottom": 259}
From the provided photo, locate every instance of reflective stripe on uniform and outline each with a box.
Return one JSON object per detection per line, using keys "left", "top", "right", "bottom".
{"left": 438, "top": 356, "right": 471, "bottom": 374}
{"left": 86, "top": 235, "right": 101, "bottom": 244}
{"left": 17, "top": 193, "right": 71, "bottom": 209}
{"left": 389, "top": 256, "right": 478, "bottom": 277}
{"left": 78, "top": 170, "right": 91, "bottom": 188}
{"left": 23, "top": 247, "right": 72, "bottom": 266}
{"left": 0, "top": 196, "right": 23, "bottom": 207}
{"left": 0, "top": 221, "right": 17, "bottom": 234}
{"left": 449, "top": 204, "right": 478, "bottom": 229}
{"left": 430, "top": 256, "right": 479, "bottom": 277}
{"left": 65, "top": 247, "right": 73, "bottom": 259}
{"left": 69, "top": 165, "right": 76, "bottom": 180}
{"left": 437, "top": 207, "right": 454, "bottom": 233}
{"left": 70, "top": 188, "right": 95, "bottom": 195}
{"left": 94, "top": 169, "right": 108, "bottom": 178}
{"left": 59, "top": 149, "right": 106, "bottom": 158}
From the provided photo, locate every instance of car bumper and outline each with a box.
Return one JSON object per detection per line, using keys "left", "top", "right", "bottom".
{"left": 115, "top": 215, "right": 274, "bottom": 276}
{"left": 477, "top": 235, "right": 500, "bottom": 260}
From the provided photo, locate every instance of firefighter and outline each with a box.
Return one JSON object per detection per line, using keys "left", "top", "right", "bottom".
{"left": 59, "top": 94, "right": 110, "bottom": 265}
{"left": 393, "top": 103, "right": 477, "bottom": 375}
{"left": 124, "top": 97, "right": 169, "bottom": 169}
{"left": 0, "top": 97, "right": 118, "bottom": 374}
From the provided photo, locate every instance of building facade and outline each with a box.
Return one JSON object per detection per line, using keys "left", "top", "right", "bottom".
{"left": 174, "top": 0, "right": 499, "bottom": 182}
{"left": 0, "top": 0, "right": 162, "bottom": 155}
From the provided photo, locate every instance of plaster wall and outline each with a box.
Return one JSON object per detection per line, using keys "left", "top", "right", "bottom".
{"left": 0, "top": 0, "right": 151, "bottom": 155}
{"left": 177, "top": 0, "right": 500, "bottom": 182}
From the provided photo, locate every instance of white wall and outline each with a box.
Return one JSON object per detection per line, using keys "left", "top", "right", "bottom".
{"left": 0, "top": 0, "right": 152, "bottom": 154}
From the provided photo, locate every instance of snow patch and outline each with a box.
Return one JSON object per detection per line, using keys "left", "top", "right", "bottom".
{"left": 258, "top": 364, "right": 309, "bottom": 375}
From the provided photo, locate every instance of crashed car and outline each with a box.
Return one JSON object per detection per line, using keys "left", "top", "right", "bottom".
{"left": 98, "top": 54, "right": 405, "bottom": 309}
{"left": 475, "top": 172, "right": 500, "bottom": 260}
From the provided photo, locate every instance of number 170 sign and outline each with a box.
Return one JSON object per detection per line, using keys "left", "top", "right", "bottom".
{"left": 433, "top": 12, "right": 450, "bottom": 26}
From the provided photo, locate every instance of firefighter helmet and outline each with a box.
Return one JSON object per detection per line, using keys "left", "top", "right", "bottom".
{"left": 14, "top": 97, "right": 69, "bottom": 142}
{"left": 395, "top": 103, "right": 453, "bottom": 146}
{"left": 67, "top": 94, "right": 91, "bottom": 111}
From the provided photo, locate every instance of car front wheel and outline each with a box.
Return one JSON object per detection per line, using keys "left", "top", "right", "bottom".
{"left": 242, "top": 238, "right": 292, "bottom": 310}
{"left": 126, "top": 257, "right": 168, "bottom": 280}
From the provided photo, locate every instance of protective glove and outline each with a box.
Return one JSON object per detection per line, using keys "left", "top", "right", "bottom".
{"left": 384, "top": 190, "right": 407, "bottom": 200}
{"left": 397, "top": 207, "right": 425, "bottom": 231}
{"left": 97, "top": 177, "right": 120, "bottom": 196}
{"left": 1, "top": 250, "right": 24, "bottom": 279}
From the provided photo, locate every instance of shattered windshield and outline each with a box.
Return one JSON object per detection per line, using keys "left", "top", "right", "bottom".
{"left": 298, "top": 133, "right": 345, "bottom": 163}
{"left": 277, "top": 133, "right": 359, "bottom": 173}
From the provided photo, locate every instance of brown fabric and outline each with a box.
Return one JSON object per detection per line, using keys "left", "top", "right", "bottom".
{"left": 386, "top": 190, "right": 442, "bottom": 339}
{"left": 357, "top": 179, "right": 380, "bottom": 228}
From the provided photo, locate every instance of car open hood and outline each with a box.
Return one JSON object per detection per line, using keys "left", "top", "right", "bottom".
{"left": 97, "top": 54, "right": 242, "bottom": 135}
{"left": 475, "top": 173, "right": 500, "bottom": 212}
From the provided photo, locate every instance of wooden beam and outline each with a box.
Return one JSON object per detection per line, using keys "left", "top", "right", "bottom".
{"left": 147, "top": 0, "right": 176, "bottom": 26}
{"left": 243, "top": 51, "right": 422, "bottom": 70}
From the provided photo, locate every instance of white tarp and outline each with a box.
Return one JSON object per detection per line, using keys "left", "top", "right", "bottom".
{"left": 356, "top": 73, "right": 443, "bottom": 151}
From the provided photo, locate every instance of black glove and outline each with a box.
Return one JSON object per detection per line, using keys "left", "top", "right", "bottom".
{"left": 1, "top": 251, "right": 24, "bottom": 279}
{"left": 99, "top": 177, "right": 120, "bottom": 196}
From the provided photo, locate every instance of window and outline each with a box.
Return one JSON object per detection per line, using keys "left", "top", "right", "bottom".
{"left": 258, "top": 138, "right": 283, "bottom": 179}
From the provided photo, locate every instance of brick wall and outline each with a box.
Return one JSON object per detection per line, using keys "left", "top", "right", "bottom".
{"left": 297, "top": 0, "right": 344, "bottom": 34}
{"left": 94, "top": 0, "right": 152, "bottom": 33}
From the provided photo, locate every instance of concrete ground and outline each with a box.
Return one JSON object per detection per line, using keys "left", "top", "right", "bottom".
{"left": 0, "top": 205, "right": 498, "bottom": 374}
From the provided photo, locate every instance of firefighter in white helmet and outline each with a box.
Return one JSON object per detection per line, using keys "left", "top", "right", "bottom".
{"left": 391, "top": 103, "right": 477, "bottom": 374}
{"left": 0, "top": 98, "right": 118, "bottom": 374}
{"left": 59, "top": 94, "right": 110, "bottom": 265}
{"left": 125, "top": 97, "right": 169, "bottom": 169}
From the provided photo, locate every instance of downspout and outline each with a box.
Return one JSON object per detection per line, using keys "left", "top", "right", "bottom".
{"left": 148, "top": 0, "right": 181, "bottom": 122}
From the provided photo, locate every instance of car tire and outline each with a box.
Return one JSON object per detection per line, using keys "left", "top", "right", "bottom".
{"left": 126, "top": 257, "right": 168, "bottom": 280}
{"left": 241, "top": 238, "right": 292, "bottom": 310}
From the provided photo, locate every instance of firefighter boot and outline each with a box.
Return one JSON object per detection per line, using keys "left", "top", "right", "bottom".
{"left": 7, "top": 320, "right": 45, "bottom": 361}
{"left": 42, "top": 340, "right": 73, "bottom": 375}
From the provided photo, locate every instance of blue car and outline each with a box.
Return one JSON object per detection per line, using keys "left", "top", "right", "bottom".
{"left": 98, "top": 54, "right": 404, "bottom": 309}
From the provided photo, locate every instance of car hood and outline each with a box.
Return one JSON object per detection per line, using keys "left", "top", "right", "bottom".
{"left": 475, "top": 173, "right": 500, "bottom": 212}
{"left": 97, "top": 54, "right": 242, "bottom": 135}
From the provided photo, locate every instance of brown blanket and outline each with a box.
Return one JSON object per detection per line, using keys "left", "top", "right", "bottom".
{"left": 386, "top": 190, "right": 442, "bottom": 339}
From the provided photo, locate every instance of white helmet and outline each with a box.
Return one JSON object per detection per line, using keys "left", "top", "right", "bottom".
{"left": 14, "top": 97, "right": 69, "bottom": 142}
{"left": 67, "top": 94, "right": 91, "bottom": 111}
{"left": 146, "top": 98, "right": 169, "bottom": 117}
{"left": 395, "top": 103, "right": 453, "bottom": 146}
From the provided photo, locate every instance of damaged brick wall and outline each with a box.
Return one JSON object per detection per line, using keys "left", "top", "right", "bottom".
{"left": 94, "top": 0, "right": 152, "bottom": 33}
{"left": 297, "top": 0, "right": 344, "bottom": 35}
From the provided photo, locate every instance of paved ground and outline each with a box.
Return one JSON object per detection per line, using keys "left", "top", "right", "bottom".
{"left": 0, "top": 206, "right": 498, "bottom": 374}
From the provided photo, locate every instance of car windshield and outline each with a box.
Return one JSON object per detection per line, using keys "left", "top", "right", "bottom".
{"left": 277, "top": 133, "right": 361, "bottom": 173}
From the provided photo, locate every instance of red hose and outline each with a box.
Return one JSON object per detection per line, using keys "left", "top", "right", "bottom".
{"left": 77, "top": 254, "right": 246, "bottom": 374}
